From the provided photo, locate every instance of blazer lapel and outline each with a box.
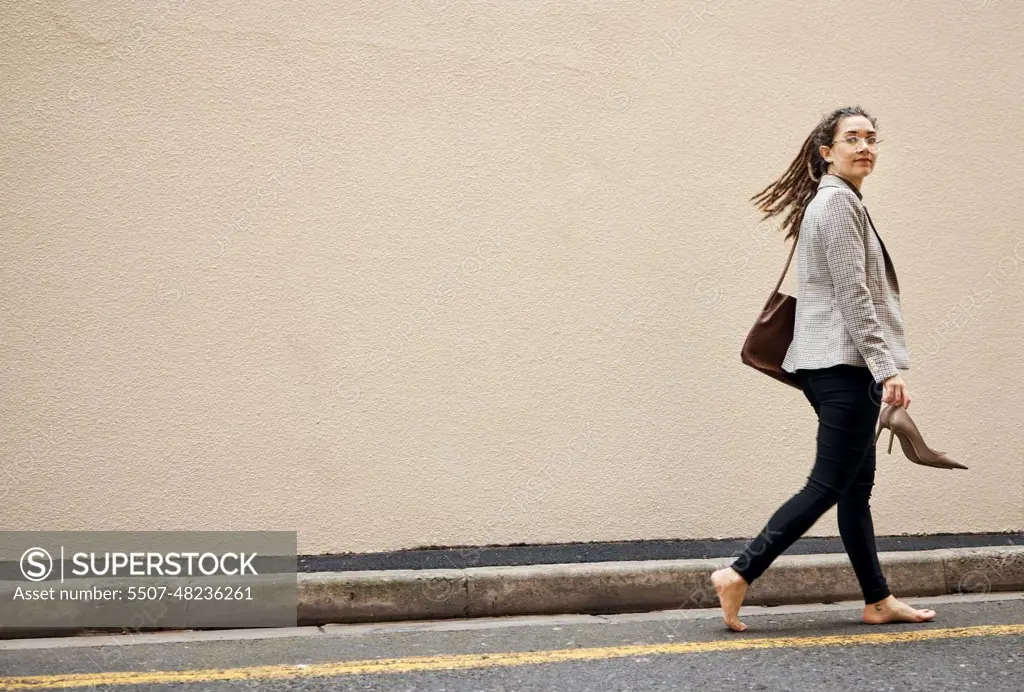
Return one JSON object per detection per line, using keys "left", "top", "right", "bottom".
{"left": 862, "top": 206, "right": 900, "bottom": 293}
{"left": 818, "top": 175, "right": 901, "bottom": 294}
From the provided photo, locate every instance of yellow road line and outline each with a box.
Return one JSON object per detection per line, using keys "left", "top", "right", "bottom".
{"left": 1, "top": 624, "right": 1022, "bottom": 690}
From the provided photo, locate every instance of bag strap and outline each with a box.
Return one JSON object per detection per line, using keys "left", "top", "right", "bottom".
{"left": 763, "top": 236, "right": 797, "bottom": 310}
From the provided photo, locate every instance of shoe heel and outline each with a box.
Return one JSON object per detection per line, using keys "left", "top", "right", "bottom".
{"left": 887, "top": 429, "right": 895, "bottom": 454}
{"left": 875, "top": 405, "right": 895, "bottom": 445}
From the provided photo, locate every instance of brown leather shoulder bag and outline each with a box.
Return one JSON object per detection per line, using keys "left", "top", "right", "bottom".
{"left": 740, "top": 237, "right": 800, "bottom": 389}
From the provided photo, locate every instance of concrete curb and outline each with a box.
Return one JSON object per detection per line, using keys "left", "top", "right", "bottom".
{"left": 296, "top": 546, "right": 1024, "bottom": 625}
{"left": 1, "top": 546, "right": 1020, "bottom": 639}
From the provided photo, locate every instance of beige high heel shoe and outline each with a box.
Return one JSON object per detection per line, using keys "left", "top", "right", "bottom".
{"left": 874, "top": 405, "right": 968, "bottom": 470}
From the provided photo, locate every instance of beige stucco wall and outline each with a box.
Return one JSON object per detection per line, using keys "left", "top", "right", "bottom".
{"left": 2, "top": 1, "right": 1022, "bottom": 555}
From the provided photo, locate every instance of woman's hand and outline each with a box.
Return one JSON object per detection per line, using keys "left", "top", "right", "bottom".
{"left": 881, "top": 374, "right": 911, "bottom": 409}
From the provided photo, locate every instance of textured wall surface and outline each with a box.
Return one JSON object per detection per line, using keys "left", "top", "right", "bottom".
{"left": 2, "top": 1, "right": 1022, "bottom": 554}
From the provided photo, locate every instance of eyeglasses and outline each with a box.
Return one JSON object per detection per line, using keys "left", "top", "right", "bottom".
{"left": 831, "top": 135, "right": 882, "bottom": 150}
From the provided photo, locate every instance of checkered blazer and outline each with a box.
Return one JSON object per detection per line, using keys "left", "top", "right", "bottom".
{"left": 780, "top": 174, "right": 909, "bottom": 383}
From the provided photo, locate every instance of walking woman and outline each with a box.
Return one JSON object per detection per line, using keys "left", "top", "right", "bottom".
{"left": 710, "top": 106, "right": 937, "bottom": 632}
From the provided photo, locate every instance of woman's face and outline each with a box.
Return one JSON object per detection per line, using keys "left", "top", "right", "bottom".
{"left": 820, "top": 115, "right": 879, "bottom": 180}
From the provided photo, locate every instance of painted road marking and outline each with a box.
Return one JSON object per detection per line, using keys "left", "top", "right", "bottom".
{"left": 1, "top": 624, "right": 1022, "bottom": 690}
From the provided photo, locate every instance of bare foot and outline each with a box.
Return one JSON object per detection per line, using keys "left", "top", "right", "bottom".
{"left": 710, "top": 567, "right": 749, "bottom": 632}
{"left": 862, "top": 595, "right": 936, "bottom": 625}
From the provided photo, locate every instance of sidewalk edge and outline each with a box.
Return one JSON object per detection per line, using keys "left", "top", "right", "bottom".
{"left": 1, "top": 546, "right": 1020, "bottom": 639}
{"left": 294, "top": 546, "right": 1024, "bottom": 625}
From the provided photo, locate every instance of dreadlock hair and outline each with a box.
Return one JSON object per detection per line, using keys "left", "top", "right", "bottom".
{"left": 750, "top": 106, "right": 878, "bottom": 242}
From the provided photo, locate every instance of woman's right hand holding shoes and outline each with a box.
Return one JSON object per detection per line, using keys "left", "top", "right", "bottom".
{"left": 881, "top": 374, "right": 911, "bottom": 409}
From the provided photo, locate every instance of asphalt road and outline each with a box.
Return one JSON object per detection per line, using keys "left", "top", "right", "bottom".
{"left": 1, "top": 591, "right": 1021, "bottom": 691}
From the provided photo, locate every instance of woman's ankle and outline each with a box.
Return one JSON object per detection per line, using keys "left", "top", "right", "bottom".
{"left": 865, "top": 594, "right": 893, "bottom": 607}
{"left": 728, "top": 567, "right": 750, "bottom": 585}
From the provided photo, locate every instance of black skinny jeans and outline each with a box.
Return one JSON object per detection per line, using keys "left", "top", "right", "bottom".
{"left": 730, "top": 364, "right": 891, "bottom": 605}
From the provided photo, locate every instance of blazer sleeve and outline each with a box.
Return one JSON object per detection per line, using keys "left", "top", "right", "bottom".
{"left": 819, "top": 190, "right": 900, "bottom": 383}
